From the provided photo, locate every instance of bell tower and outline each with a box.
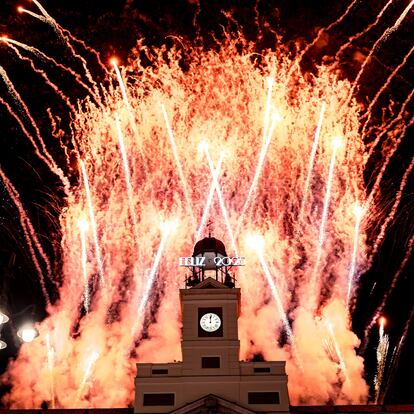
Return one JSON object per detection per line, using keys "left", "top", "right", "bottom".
{"left": 181, "top": 236, "right": 240, "bottom": 375}
{"left": 134, "top": 237, "right": 290, "bottom": 414}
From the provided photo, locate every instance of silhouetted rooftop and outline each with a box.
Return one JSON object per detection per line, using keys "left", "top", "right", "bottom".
{"left": 1, "top": 404, "right": 414, "bottom": 414}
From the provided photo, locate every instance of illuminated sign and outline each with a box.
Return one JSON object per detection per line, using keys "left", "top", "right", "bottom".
{"left": 179, "top": 256, "right": 245, "bottom": 267}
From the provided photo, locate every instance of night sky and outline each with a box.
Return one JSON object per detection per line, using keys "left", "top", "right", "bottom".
{"left": 0, "top": 0, "right": 413, "bottom": 406}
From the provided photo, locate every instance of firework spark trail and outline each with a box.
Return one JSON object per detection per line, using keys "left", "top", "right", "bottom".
{"left": 346, "top": 1, "right": 414, "bottom": 106}
{"left": 0, "top": 96, "right": 63, "bottom": 183}
{"left": 366, "top": 87, "right": 414, "bottom": 163}
{"left": 79, "top": 219, "right": 90, "bottom": 312}
{"left": 132, "top": 221, "right": 176, "bottom": 339}
{"left": 29, "top": 0, "right": 107, "bottom": 71}
{"left": 321, "top": 335, "right": 337, "bottom": 363}
{"left": 363, "top": 232, "right": 414, "bottom": 348}
{"left": 0, "top": 168, "right": 51, "bottom": 306}
{"left": 263, "top": 77, "right": 274, "bottom": 138}
{"left": 17, "top": 7, "right": 47, "bottom": 23}
{"left": 60, "top": 28, "right": 107, "bottom": 72}
{"left": 236, "top": 112, "right": 279, "bottom": 238}
{"left": 316, "top": 318, "right": 338, "bottom": 363}
{"left": 235, "top": 77, "right": 273, "bottom": 237}
{"left": 346, "top": 204, "right": 364, "bottom": 307}
{"left": 77, "top": 351, "right": 100, "bottom": 399}
{"left": 379, "top": 317, "right": 385, "bottom": 340}
{"left": 30, "top": 0, "right": 107, "bottom": 72}
{"left": 248, "top": 235, "right": 303, "bottom": 370}
{"left": 374, "top": 318, "right": 389, "bottom": 404}
{"left": 389, "top": 0, "right": 414, "bottom": 32}
{"left": 381, "top": 344, "right": 397, "bottom": 403}
{"left": 6, "top": 43, "right": 76, "bottom": 113}
{"left": 202, "top": 144, "right": 238, "bottom": 256}
{"left": 371, "top": 156, "right": 414, "bottom": 257}
{"left": 30, "top": 0, "right": 52, "bottom": 19}
{"left": 196, "top": 152, "right": 225, "bottom": 240}
{"left": 19, "top": 1, "right": 101, "bottom": 100}
{"left": 334, "top": 0, "right": 395, "bottom": 63}
{"left": 361, "top": 44, "right": 414, "bottom": 138}
{"left": 0, "top": 66, "right": 47, "bottom": 140}
{"left": 0, "top": 96, "right": 70, "bottom": 194}
{"left": 365, "top": 116, "right": 414, "bottom": 214}
{"left": 21, "top": 215, "right": 53, "bottom": 286}
{"left": 0, "top": 37, "right": 100, "bottom": 100}
{"left": 326, "top": 322, "right": 349, "bottom": 382}
{"left": 46, "top": 334, "right": 56, "bottom": 408}
{"left": 0, "top": 66, "right": 70, "bottom": 193}
{"left": 299, "top": 102, "right": 326, "bottom": 221}
{"left": 161, "top": 103, "right": 196, "bottom": 233}
{"left": 309, "top": 137, "right": 341, "bottom": 310}
{"left": 80, "top": 160, "right": 105, "bottom": 287}
{"left": 113, "top": 62, "right": 147, "bottom": 173}
{"left": 115, "top": 114, "right": 141, "bottom": 251}
{"left": 30, "top": 0, "right": 102, "bottom": 98}
{"left": 382, "top": 306, "right": 414, "bottom": 402}
{"left": 286, "top": 0, "right": 360, "bottom": 82}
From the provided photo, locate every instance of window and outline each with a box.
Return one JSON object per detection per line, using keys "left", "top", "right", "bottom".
{"left": 201, "top": 356, "right": 220, "bottom": 368}
{"left": 254, "top": 367, "right": 271, "bottom": 373}
{"left": 152, "top": 369, "right": 168, "bottom": 374}
{"left": 248, "top": 392, "right": 280, "bottom": 404}
{"left": 143, "top": 393, "right": 175, "bottom": 406}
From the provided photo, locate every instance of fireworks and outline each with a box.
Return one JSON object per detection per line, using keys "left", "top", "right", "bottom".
{"left": 46, "top": 334, "right": 56, "bottom": 408}
{"left": 309, "top": 136, "right": 343, "bottom": 311}
{"left": 374, "top": 317, "right": 389, "bottom": 404}
{"left": 0, "top": 0, "right": 413, "bottom": 409}
{"left": 346, "top": 204, "right": 364, "bottom": 307}
{"left": 77, "top": 351, "right": 100, "bottom": 400}
{"left": 246, "top": 234, "right": 302, "bottom": 369}
{"left": 80, "top": 160, "right": 105, "bottom": 287}
{"left": 78, "top": 219, "right": 90, "bottom": 312}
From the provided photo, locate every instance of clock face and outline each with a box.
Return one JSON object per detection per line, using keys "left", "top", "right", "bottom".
{"left": 200, "top": 312, "right": 221, "bottom": 332}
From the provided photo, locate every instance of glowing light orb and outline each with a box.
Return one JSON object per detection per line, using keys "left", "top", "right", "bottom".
{"left": 160, "top": 219, "right": 178, "bottom": 234}
{"left": 354, "top": 204, "right": 364, "bottom": 218}
{"left": 78, "top": 218, "right": 89, "bottom": 232}
{"left": 266, "top": 76, "right": 274, "bottom": 88}
{"left": 245, "top": 234, "right": 265, "bottom": 251}
{"left": 0, "top": 311, "right": 9, "bottom": 324}
{"left": 197, "top": 140, "right": 208, "bottom": 153}
{"left": 110, "top": 57, "right": 119, "bottom": 66}
{"left": 332, "top": 135, "right": 343, "bottom": 150}
{"left": 271, "top": 110, "right": 283, "bottom": 124}
{"left": 17, "top": 325, "right": 39, "bottom": 343}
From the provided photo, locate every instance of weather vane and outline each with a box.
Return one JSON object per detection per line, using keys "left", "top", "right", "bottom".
{"left": 206, "top": 219, "right": 213, "bottom": 238}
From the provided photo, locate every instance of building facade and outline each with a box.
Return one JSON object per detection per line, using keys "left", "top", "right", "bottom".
{"left": 134, "top": 237, "right": 290, "bottom": 414}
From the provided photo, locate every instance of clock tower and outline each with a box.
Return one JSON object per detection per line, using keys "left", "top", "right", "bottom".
{"left": 134, "top": 237, "right": 290, "bottom": 414}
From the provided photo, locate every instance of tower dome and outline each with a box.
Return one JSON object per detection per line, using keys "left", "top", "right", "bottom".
{"left": 193, "top": 236, "right": 227, "bottom": 257}
{"left": 185, "top": 235, "right": 235, "bottom": 288}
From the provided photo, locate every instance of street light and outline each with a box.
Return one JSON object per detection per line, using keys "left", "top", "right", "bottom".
{"left": 17, "top": 324, "right": 39, "bottom": 343}
{"left": 0, "top": 311, "right": 9, "bottom": 324}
